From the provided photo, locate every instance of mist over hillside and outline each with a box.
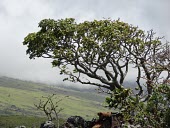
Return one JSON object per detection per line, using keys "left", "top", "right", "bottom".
{"left": 0, "top": 75, "right": 144, "bottom": 92}
{"left": 0, "top": 75, "right": 143, "bottom": 92}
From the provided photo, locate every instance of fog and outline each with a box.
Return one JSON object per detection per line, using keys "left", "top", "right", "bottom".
{"left": 0, "top": 0, "right": 169, "bottom": 87}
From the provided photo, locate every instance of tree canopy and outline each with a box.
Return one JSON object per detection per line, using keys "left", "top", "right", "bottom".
{"left": 23, "top": 18, "right": 170, "bottom": 100}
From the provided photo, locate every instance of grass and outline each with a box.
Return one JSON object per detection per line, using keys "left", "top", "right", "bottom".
{"left": 0, "top": 76, "right": 110, "bottom": 120}
{"left": 0, "top": 115, "right": 66, "bottom": 128}
{"left": 0, "top": 115, "right": 45, "bottom": 128}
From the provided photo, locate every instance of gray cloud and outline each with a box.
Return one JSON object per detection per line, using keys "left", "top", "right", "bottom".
{"left": 0, "top": 0, "right": 169, "bottom": 85}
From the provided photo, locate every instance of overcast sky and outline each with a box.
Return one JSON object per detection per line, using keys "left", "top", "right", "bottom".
{"left": 0, "top": 0, "right": 170, "bottom": 86}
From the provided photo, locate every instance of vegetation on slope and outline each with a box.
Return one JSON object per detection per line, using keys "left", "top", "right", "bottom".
{"left": 0, "top": 76, "right": 109, "bottom": 119}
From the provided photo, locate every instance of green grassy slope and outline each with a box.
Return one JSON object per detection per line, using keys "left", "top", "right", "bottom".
{"left": 0, "top": 115, "right": 47, "bottom": 128}
{"left": 0, "top": 76, "right": 109, "bottom": 119}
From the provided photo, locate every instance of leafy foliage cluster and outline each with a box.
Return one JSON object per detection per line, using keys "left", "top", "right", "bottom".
{"left": 105, "top": 84, "right": 170, "bottom": 127}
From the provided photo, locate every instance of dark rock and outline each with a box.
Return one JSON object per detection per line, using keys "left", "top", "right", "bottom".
{"left": 66, "top": 116, "right": 85, "bottom": 127}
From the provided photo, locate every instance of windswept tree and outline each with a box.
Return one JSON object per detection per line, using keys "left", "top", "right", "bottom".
{"left": 23, "top": 18, "right": 170, "bottom": 127}
{"left": 23, "top": 18, "right": 170, "bottom": 100}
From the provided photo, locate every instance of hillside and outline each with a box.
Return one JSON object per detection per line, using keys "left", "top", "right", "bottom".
{"left": 0, "top": 76, "right": 110, "bottom": 119}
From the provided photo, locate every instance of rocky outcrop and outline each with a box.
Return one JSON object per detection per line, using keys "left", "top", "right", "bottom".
{"left": 59, "top": 112, "right": 142, "bottom": 128}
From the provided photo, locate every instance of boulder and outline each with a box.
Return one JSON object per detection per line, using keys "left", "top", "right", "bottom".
{"left": 40, "top": 121, "right": 56, "bottom": 128}
{"left": 66, "top": 116, "right": 85, "bottom": 127}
